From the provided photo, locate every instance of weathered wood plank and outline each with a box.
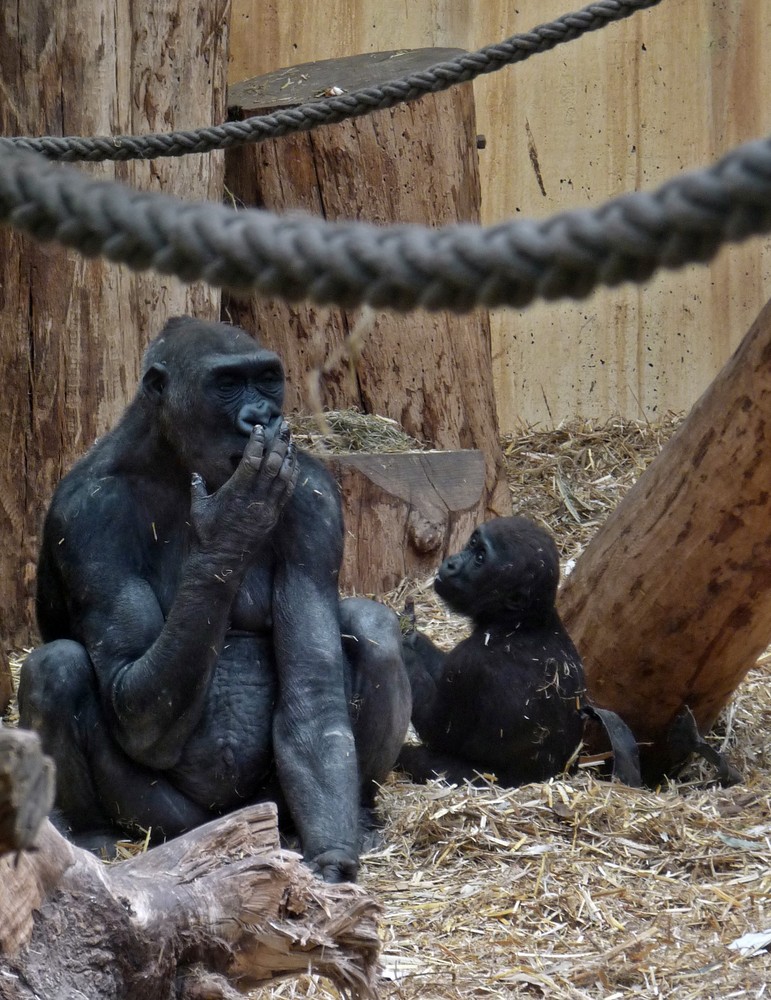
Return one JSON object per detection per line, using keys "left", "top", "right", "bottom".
{"left": 227, "top": 1, "right": 771, "bottom": 427}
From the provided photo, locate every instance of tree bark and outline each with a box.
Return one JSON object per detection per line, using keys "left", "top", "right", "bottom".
{"left": 224, "top": 50, "right": 510, "bottom": 524}
{"left": 323, "top": 450, "right": 486, "bottom": 593}
{"left": 559, "top": 297, "right": 771, "bottom": 775}
{"left": 0, "top": 731, "right": 381, "bottom": 1000}
{"left": 0, "top": 0, "right": 229, "bottom": 645}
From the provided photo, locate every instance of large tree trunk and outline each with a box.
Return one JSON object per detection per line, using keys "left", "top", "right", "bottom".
{"left": 0, "top": 728, "right": 381, "bottom": 1000}
{"left": 224, "top": 50, "right": 510, "bottom": 525}
{"left": 0, "top": 0, "right": 229, "bottom": 646}
{"left": 559, "top": 297, "right": 771, "bottom": 776}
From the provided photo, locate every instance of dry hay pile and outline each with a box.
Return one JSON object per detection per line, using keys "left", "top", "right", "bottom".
{"left": 271, "top": 415, "right": 771, "bottom": 1000}
{"left": 290, "top": 409, "right": 428, "bottom": 455}
{"left": 5, "top": 415, "right": 771, "bottom": 998}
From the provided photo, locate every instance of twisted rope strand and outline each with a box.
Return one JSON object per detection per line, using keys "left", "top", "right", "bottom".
{"left": 0, "top": 0, "right": 662, "bottom": 163}
{"left": 1, "top": 135, "right": 770, "bottom": 313}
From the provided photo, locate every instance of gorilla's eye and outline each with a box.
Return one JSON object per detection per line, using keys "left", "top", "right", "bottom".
{"left": 215, "top": 376, "right": 242, "bottom": 397}
{"left": 260, "top": 371, "right": 283, "bottom": 395}
{"left": 474, "top": 549, "right": 486, "bottom": 565}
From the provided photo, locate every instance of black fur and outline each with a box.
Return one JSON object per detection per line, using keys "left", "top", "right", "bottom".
{"left": 20, "top": 316, "right": 411, "bottom": 883}
{"left": 398, "top": 516, "right": 585, "bottom": 787}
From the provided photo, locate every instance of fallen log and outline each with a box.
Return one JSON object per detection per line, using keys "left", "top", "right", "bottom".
{"left": 0, "top": 730, "right": 381, "bottom": 1000}
{"left": 559, "top": 296, "right": 771, "bottom": 778}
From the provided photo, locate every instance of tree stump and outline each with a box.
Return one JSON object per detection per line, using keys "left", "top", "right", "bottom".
{"left": 559, "top": 297, "right": 771, "bottom": 776}
{"left": 0, "top": 0, "right": 228, "bottom": 645}
{"left": 323, "top": 450, "right": 486, "bottom": 593}
{"left": 0, "top": 730, "right": 381, "bottom": 1000}
{"left": 224, "top": 50, "right": 510, "bottom": 530}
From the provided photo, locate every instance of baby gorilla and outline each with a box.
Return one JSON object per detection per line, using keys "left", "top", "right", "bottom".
{"left": 398, "top": 516, "right": 585, "bottom": 787}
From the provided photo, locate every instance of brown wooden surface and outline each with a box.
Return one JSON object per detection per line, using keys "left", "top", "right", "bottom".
{"left": 224, "top": 49, "right": 510, "bottom": 520}
{"left": 559, "top": 297, "right": 771, "bottom": 773}
{"left": 0, "top": 728, "right": 54, "bottom": 856}
{"left": 0, "top": 0, "right": 229, "bottom": 645}
{"left": 0, "top": 761, "right": 381, "bottom": 999}
{"left": 227, "top": 1, "right": 771, "bottom": 428}
{"left": 324, "top": 450, "right": 486, "bottom": 593}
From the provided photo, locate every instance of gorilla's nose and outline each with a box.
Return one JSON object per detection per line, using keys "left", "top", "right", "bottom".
{"left": 236, "top": 403, "right": 269, "bottom": 435}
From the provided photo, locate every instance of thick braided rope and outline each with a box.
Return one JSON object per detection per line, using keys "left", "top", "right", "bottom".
{"left": 1, "top": 138, "right": 770, "bottom": 312}
{"left": 0, "top": 0, "right": 662, "bottom": 163}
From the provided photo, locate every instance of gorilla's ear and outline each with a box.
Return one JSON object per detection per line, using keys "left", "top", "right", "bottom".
{"left": 141, "top": 362, "right": 169, "bottom": 403}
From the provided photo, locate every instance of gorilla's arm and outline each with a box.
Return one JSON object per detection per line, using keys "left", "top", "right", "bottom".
{"left": 401, "top": 631, "right": 447, "bottom": 739}
{"left": 270, "top": 459, "right": 360, "bottom": 882}
{"left": 57, "top": 425, "right": 296, "bottom": 769}
{"left": 398, "top": 744, "right": 490, "bottom": 785}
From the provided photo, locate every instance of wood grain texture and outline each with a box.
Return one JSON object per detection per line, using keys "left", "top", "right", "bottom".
{"left": 227, "top": 1, "right": 771, "bottom": 427}
{"left": 559, "top": 297, "right": 771, "bottom": 773}
{"left": 323, "top": 450, "right": 486, "bottom": 593}
{"left": 225, "top": 55, "right": 510, "bottom": 517}
{"left": 0, "top": 794, "right": 381, "bottom": 998}
{"left": 0, "top": 0, "right": 229, "bottom": 643}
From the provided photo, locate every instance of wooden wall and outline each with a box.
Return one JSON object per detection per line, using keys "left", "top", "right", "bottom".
{"left": 228, "top": 1, "right": 771, "bottom": 429}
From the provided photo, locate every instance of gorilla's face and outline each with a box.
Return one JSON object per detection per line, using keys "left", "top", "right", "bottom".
{"left": 141, "top": 321, "right": 286, "bottom": 492}
{"left": 435, "top": 517, "right": 560, "bottom": 626}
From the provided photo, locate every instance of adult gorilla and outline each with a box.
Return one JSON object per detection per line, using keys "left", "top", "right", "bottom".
{"left": 19, "top": 316, "right": 411, "bottom": 883}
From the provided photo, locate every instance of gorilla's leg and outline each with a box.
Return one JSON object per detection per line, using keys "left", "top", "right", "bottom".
{"left": 340, "top": 598, "right": 411, "bottom": 807}
{"left": 18, "top": 641, "right": 212, "bottom": 849}
{"left": 398, "top": 744, "right": 487, "bottom": 786}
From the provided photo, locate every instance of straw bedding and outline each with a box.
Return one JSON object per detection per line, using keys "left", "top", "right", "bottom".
{"left": 5, "top": 414, "right": 771, "bottom": 998}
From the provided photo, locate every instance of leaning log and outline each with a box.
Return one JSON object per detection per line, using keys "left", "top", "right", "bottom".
{"left": 0, "top": 731, "right": 381, "bottom": 1000}
{"left": 559, "top": 297, "right": 771, "bottom": 776}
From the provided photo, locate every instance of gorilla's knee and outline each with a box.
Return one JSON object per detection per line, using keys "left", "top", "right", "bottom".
{"left": 340, "top": 598, "right": 411, "bottom": 793}
{"left": 19, "top": 640, "right": 95, "bottom": 732}
{"left": 340, "top": 597, "right": 403, "bottom": 669}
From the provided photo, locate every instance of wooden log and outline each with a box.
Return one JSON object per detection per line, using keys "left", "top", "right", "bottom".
{"left": 0, "top": 727, "right": 54, "bottom": 855}
{"left": 224, "top": 50, "right": 510, "bottom": 530}
{"left": 323, "top": 450, "right": 486, "bottom": 593}
{"left": 0, "top": 0, "right": 228, "bottom": 645}
{"left": 0, "top": 728, "right": 381, "bottom": 999}
{"left": 559, "top": 297, "right": 771, "bottom": 776}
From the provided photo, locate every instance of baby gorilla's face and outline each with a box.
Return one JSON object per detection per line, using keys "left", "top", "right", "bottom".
{"left": 434, "top": 516, "right": 560, "bottom": 626}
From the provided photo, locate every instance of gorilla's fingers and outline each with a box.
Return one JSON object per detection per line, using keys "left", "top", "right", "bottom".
{"left": 190, "top": 472, "right": 209, "bottom": 502}
{"left": 241, "top": 423, "right": 267, "bottom": 472}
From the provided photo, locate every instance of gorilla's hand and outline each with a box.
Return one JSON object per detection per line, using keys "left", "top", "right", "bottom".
{"left": 190, "top": 421, "right": 298, "bottom": 567}
{"left": 401, "top": 629, "right": 431, "bottom": 675}
{"left": 307, "top": 849, "right": 359, "bottom": 884}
